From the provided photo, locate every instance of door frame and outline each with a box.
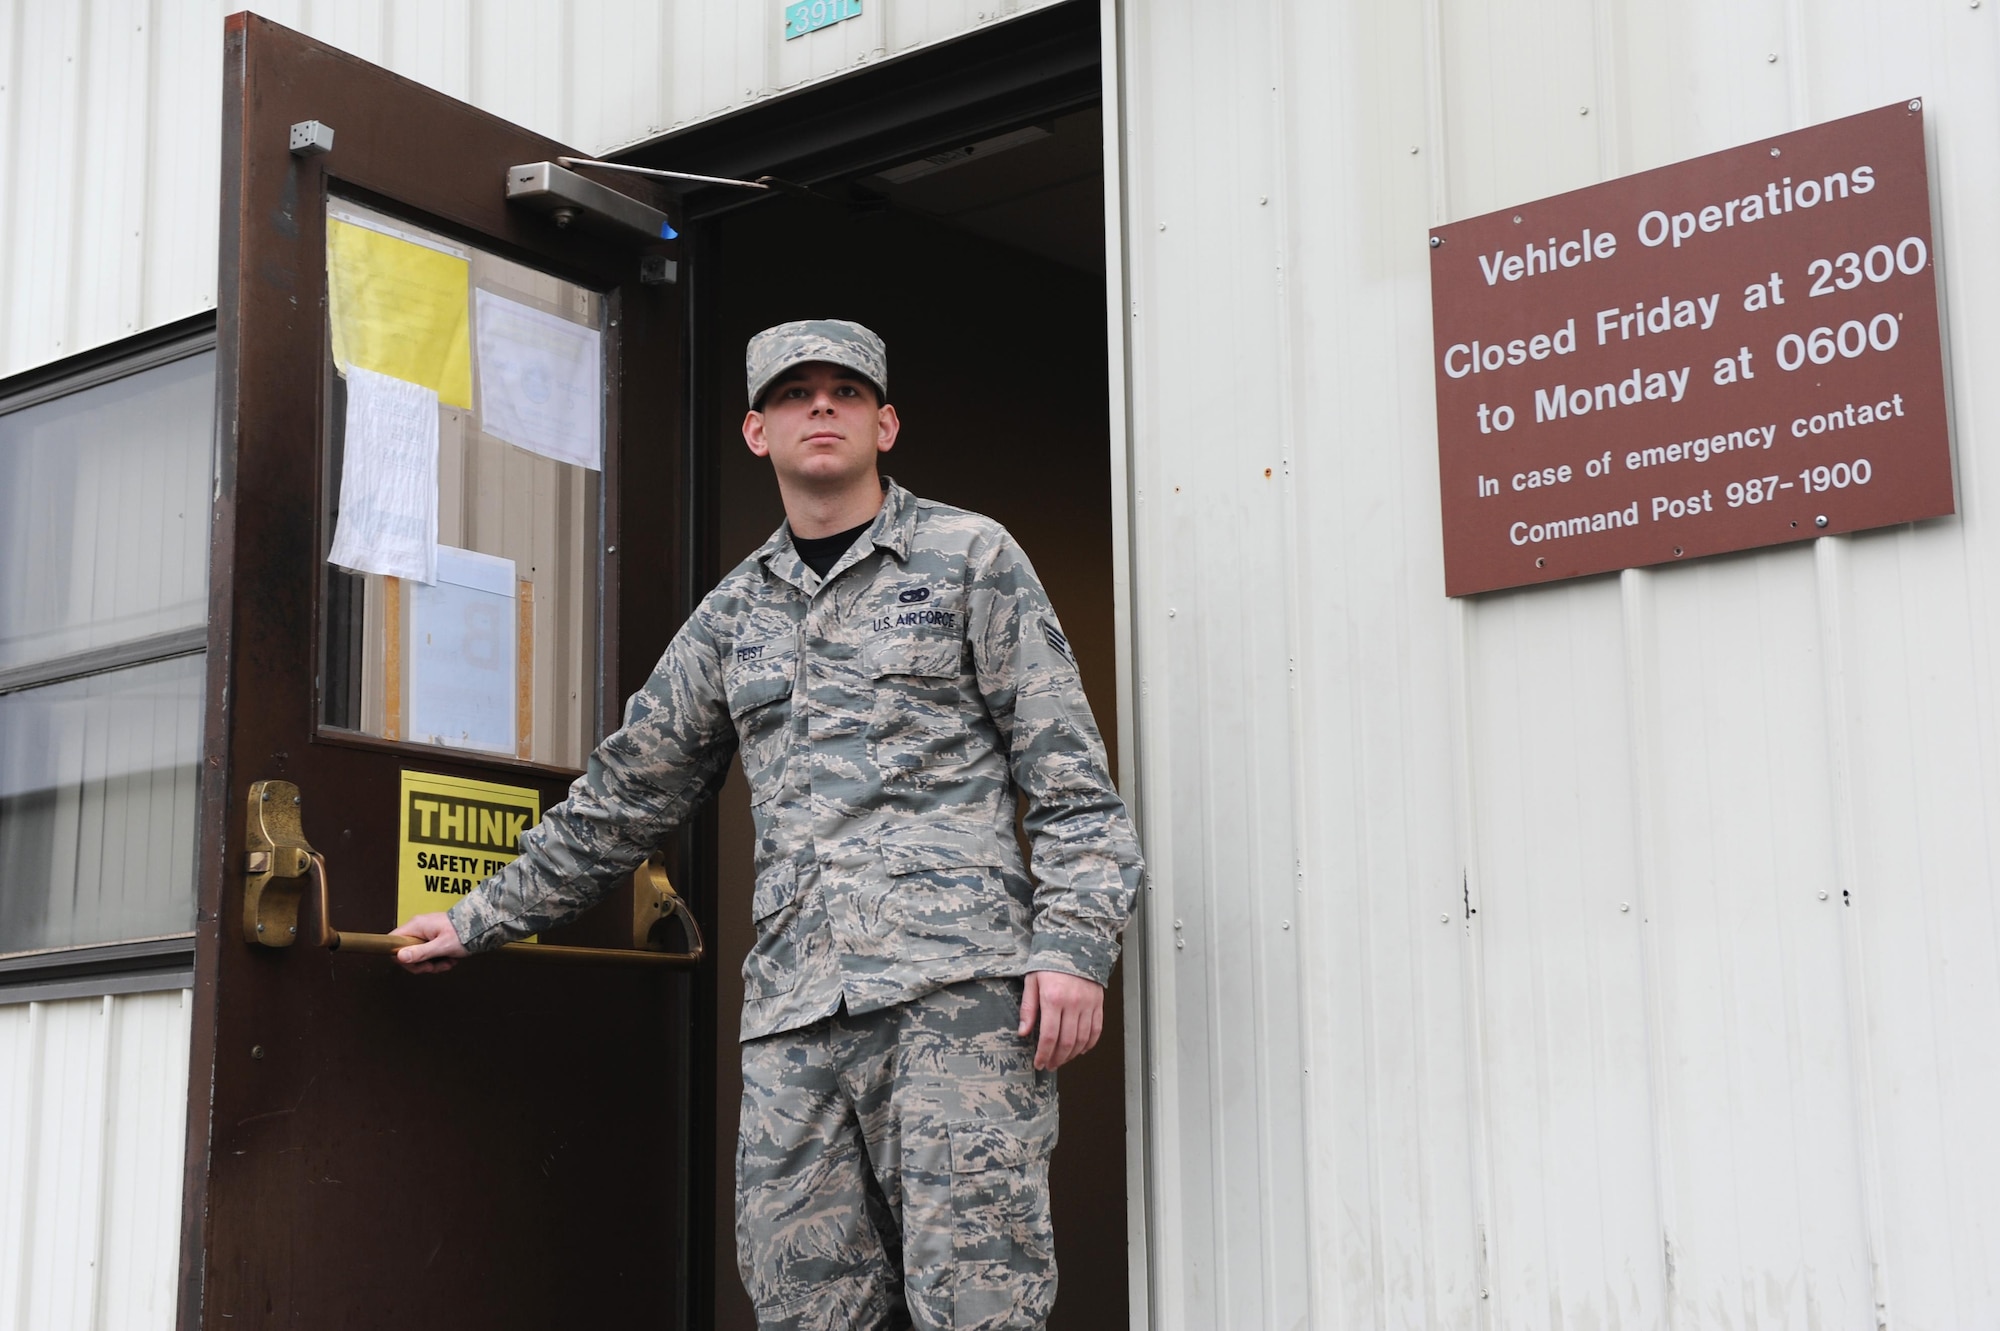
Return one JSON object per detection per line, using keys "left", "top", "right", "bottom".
{"left": 607, "top": 4, "right": 1155, "bottom": 1323}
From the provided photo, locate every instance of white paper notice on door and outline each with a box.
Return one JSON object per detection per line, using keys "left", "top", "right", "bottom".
{"left": 409, "top": 545, "right": 517, "bottom": 755}
{"left": 474, "top": 289, "right": 603, "bottom": 470}
{"left": 326, "top": 366, "right": 440, "bottom": 584}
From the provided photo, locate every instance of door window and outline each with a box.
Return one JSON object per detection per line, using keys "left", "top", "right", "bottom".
{"left": 317, "top": 199, "right": 604, "bottom": 768}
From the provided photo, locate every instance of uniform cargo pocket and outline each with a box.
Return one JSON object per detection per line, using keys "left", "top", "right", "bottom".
{"left": 948, "top": 1106, "right": 1058, "bottom": 1172}
{"left": 948, "top": 1108, "right": 1058, "bottom": 1329}
{"left": 742, "top": 860, "right": 806, "bottom": 998}
{"left": 881, "top": 819, "right": 1006, "bottom": 876}
{"left": 879, "top": 822, "right": 1025, "bottom": 962}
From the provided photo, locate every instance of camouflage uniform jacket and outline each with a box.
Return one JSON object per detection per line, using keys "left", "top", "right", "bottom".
{"left": 448, "top": 479, "right": 1144, "bottom": 1040}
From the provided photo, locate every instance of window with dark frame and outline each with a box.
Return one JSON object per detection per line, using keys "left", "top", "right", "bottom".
{"left": 315, "top": 198, "right": 605, "bottom": 770}
{"left": 0, "top": 317, "right": 217, "bottom": 1004}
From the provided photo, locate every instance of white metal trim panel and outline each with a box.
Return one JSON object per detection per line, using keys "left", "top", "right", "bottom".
{"left": 0, "top": 0, "right": 1068, "bottom": 382}
{"left": 0, "top": 989, "right": 192, "bottom": 1331}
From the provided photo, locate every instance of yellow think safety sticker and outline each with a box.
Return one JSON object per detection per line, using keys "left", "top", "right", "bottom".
{"left": 396, "top": 770, "right": 540, "bottom": 937}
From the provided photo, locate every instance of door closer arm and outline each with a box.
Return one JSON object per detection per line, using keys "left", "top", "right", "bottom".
{"left": 555, "top": 156, "right": 827, "bottom": 201}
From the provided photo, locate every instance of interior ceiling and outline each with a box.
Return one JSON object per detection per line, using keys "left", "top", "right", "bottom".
{"left": 843, "top": 106, "right": 1105, "bottom": 274}
{"left": 607, "top": 2, "right": 1104, "bottom": 274}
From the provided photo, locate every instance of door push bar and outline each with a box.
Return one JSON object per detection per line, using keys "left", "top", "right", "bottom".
{"left": 242, "top": 779, "right": 703, "bottom": 967}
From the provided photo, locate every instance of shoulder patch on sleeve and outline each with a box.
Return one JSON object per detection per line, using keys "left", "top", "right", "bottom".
{"left": 1042, "top": 618, "right": 1074, "bottom": 663}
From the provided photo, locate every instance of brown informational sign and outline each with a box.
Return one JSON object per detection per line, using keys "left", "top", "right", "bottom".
{"left": 1430, "top": 99, "right": 1953, "bottom": 596}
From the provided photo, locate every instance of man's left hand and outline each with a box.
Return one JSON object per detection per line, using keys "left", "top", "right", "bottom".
{"left": 1016, "top": 970, "right": 1105, "bottom": 1070}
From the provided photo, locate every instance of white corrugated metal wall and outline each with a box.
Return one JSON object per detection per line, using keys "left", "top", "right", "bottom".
{"left": 11, "top": 0, "right": 2000, "bottom": 1326}
{"left": 0, "top": 992, "right": 193, "bottom": 1331}
{"left": 0, "top": 0, "right": 1060, "bottom": 381}
{"left": 1116, "top": 0, "right": 2000, "bottom": 1326}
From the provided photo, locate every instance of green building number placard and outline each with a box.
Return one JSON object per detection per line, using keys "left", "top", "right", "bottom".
{"left": 784, "top": 0, "right": 862, "bottom": 39}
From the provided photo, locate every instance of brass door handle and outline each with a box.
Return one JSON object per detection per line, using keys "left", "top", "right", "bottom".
{"left": 243, "top": 779, "right": 703, "bottom": 966}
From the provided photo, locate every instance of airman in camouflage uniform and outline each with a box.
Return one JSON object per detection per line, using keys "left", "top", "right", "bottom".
{"left": 406, "top": 319, "right": 1143, "bottom": 1329}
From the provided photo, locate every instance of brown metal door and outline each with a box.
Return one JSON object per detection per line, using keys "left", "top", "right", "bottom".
{"left": 184, "top": 16, "right": 695, "bottom": 1329}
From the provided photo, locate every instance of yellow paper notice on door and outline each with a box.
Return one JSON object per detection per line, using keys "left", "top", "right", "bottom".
{"left": 396, "top": 770, "right": 540, "bottom": 937}
{"left": 327, "top": 217, "right": 473, "bottom": 408}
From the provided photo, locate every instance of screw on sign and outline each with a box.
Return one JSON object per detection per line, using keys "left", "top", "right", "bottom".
{"left": 1427, "top": 99, "right": 1954, "bottom": 596}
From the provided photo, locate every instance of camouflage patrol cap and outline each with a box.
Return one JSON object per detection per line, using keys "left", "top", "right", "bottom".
{"left": 746, "top": 319, "right": 888, "bottom": 409}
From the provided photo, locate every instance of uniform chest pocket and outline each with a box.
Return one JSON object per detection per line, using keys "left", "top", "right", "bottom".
{"left": 864, "top": 634, "right": 961, "bottom": 681}
{"left": 725, "top": 644, "right": 797, "bottom": 805}
{"left": 864, "top": 635, "right": 971, "bottom": 781}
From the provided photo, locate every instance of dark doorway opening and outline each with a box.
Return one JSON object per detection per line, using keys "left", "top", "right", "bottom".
{"left": 620, "top": 7, "right": 1128, "bottom": 1327}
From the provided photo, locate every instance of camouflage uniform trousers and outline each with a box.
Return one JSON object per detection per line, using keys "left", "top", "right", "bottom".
{"left": 736, "top": 977, "right": 1060, "bottom": 1331}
